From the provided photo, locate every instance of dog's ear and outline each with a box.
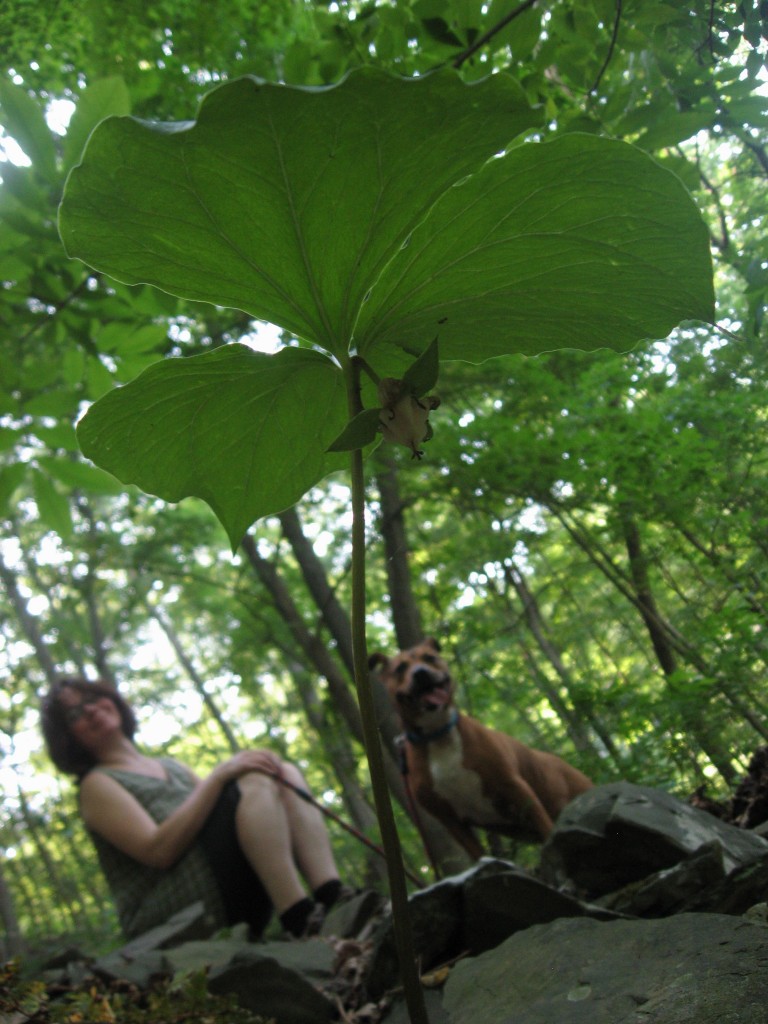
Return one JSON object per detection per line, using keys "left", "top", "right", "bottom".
{"left": 423, "top": 636, "right": 441, "bottom": 653}
{"left": 368, "top": 652, "right": 387, "bottom": 672}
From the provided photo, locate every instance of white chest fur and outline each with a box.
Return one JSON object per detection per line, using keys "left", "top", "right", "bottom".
{"left": 428, "top": 731, "right": 506, "bottom": 825}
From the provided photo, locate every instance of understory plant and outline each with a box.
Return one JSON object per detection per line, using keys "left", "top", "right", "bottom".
{"left": 58, "top": 67, "right": 714, "bottom": 1023}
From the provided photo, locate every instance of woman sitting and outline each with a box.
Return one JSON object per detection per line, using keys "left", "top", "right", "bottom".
{"left": 41, "top": 675, "right": 349, "bottom": 940}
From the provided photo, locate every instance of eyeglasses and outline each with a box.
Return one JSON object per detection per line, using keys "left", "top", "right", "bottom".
{"left": 61, "top": 693, "right": 103, "bottom": 726}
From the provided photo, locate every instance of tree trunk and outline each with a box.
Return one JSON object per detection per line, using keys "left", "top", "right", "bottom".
{"left": 620, "top": 512, "right": 678, "bottom": 676}
{"left": 618, "top": 510, "right": 737, "bottom": 781}
{"left": 550, "top": 504, "right": 696, "bottom": 660}
{"left": 551, "top": 504, "right": 739, "bottom": 782}
{"left": 0, "top": 551, "right": 58, "bottom": 684}
{"left": 149, "top": 603, "right": 241, "bottom": 752}
{"left": 16, "top": 789, "right": 87, "bottom": 932}
{"left": 240, "top": 533, "right": 364, "bottom": 741}
{"left": 374, "top": 454, "right": 425, "bottom": 649}
{"left": 78, "top": 500, "right": 117, "bottom": 685}
{"left": 500, "top": 563, "right": 600, "bottom": 757}
{"left": 279, "top": 506, "right": 355, "bottom": 677}
{"left": 3, "top": 854, "right": 44, "bottom": 934}
{"left": 0, "top": 858, "right": 25, "bottom": 958}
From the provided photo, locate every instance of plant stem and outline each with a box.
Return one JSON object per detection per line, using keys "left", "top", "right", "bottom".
{"left": 346, "top": 357, "right": 429, "bottom": 1024}
{"left": 355, "top": 355, "right": 382, "bottom": 387}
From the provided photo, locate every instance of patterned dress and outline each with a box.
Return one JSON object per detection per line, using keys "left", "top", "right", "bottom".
{"left": 85, "top": 759, "right": 271, "bottom": 939}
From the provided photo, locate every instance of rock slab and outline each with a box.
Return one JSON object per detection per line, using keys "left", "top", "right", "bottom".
{"left": 540, "top": 781, "right": 768, "bottom": 894}
{"left": 443, "top": 912, "right": 768, "bottom": 1024}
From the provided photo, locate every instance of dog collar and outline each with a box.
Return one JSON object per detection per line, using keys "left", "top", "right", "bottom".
{"left": 405, "top": 709, "right": 459, "bottom": 745}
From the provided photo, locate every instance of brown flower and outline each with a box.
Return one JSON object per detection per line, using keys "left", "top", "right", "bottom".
{"left": 377, "top": 378, "right": 440, "bottom": 459}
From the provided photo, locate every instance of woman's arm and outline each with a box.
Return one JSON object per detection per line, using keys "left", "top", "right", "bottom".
{"left": 79, "top": 749, "right": 283, "bottom": 869}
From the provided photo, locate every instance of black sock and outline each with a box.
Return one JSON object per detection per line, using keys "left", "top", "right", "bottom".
{"left": 279, "top": 896, "right": 314, "bottom": 937}
{"left": 313, "top": 878, "right": 343, "bottom": 909}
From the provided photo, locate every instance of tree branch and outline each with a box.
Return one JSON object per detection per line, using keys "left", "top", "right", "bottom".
{"left": 453, "top": 0, "right": 539, "bottom": 69}
{"left": 588, "top": 0, "right": 622, "bottom": 95}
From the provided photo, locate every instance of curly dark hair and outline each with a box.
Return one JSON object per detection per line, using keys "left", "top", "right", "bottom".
{"left": 40, "top": 676, "right": 137, "bottom": 779}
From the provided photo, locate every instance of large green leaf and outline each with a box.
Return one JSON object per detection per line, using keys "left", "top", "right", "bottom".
{"left": 355, "top": 132, "right": 715, "bottom": 366}
{"left": 60, "top": 69, "right": 715, "bottom": 543}
{"left": 76, "top": 345, "right": 349, "bottom": 546}
{"left": 62, "top": 76, "right": 131, "bottom": 173}
{"left": 59, "top": 68, "right": 539, "bottom": 355}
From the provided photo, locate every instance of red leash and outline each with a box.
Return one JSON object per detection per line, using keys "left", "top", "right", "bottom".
{"left": 395, "top": 736, "right": 444, "bottom": 881}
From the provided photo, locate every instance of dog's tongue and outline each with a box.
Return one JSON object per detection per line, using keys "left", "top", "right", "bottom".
{"left": 422, "top": 685, "right": 450, "bottom": 710}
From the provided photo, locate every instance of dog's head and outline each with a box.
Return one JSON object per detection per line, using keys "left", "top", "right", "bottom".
{"left": 369, "top": 637, "right": 455, "bottom": 729}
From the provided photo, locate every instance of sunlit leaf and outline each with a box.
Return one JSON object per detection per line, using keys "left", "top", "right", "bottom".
{"left": 76, "top": 344, "right": 349, "bottom": 548}
{"left": 39, "top": 456, "right": 124, "bottom": 495}
{"left": 60, "top": 68, "right": 539, "bottom": 356}
{"left": 355, "top": 133, "right": 715, "bottom": 366}
{"left": 62, "top": 76, "right": 131, "bottom": 172}
{"left": 0, "top": 463, "right": 27, "bottom": 515}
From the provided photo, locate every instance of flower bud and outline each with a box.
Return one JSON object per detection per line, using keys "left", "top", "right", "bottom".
{"left": 377, "top": 378, "right": 440, "bottom": 460}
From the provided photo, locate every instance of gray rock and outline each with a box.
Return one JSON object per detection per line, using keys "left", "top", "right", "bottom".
{"left": 41, "top": 946, "right": 87, "bottom": 970}
{"left": 67, "top": 784, "right": 768, "bottom": 1022}
{"left": 207, "top": 949, "right": 336, "bottom": 1024}
{"left": 463, "top": 860, "right": 621, "bottom": 952}
{"left": 744, "top": 902, "right": 768, "bottom": 926}
{"left": 382, "top": 988, "right": 449, "bottom": 1023}
{"left": 443, "top": 913, "right": 768, "bottom": 1024}
{"left": 162, "top": 934, "right": 336, "bottom": 981}
{"left": 92, "top": 906, "right": 339, "bottom": 1015}
{"left": 165, "top": 933, "right": 337, "bottom": 1024}
{"left": 320, "top": 889, "right": 385, "bottom": 939}
{"left": 91, "top": 948, "right": 167, "bottom": 988}
{"left": 116, "top": 900, "right": 215, "bottom": 955}
{"left": 540, "top": 782, "right": 768, "bottom": 894}
{"left": 366, "top": 864, "right": 476, "bottom": 998}
{"left": 596, "top": 840, "right": 727, "bottom": 917}
{"left": 366, "top": 858, "right": 622, "bottom": 999}
{"left": 92, "top": 901, "right": 213, "bottom": 985}
{"left": 679, "top": 848, "right": 768, "bottom": 915}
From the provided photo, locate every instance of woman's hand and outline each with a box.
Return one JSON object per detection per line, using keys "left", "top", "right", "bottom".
{"left": 212, "top": 749, "right": 284, "bottom": 784}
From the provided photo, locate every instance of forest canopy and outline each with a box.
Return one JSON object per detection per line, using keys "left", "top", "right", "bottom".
{"left": 0, "top": 0, "right": 766, "bottom": 958}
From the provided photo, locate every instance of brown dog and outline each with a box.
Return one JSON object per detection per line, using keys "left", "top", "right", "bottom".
{"left": 370, "top": 637, "right": 593, "bottom": 860}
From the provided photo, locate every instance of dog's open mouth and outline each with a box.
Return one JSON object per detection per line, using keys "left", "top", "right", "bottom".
{"left": 417, "top": 682, "right": 451, "bottom": 712}
{"left": 400, "top": 671, "right": 452, "bottom": 714}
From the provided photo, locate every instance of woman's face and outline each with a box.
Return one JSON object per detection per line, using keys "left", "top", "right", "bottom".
{"left": 57, "top": 687, "right": 123, "bottom": 750}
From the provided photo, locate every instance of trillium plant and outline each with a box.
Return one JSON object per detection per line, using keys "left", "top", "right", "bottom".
{"left": 330, "top": 338, "right": 442, "bottom": 460}
{"left": 59, "top": 68, "right": 714, "bottom": 1022}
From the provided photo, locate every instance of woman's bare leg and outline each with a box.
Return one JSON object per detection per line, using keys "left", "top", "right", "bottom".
{"left": 233, "top": 770, "right": 307, "bottom": 914}
{"left": 278, "top": 763, "right": 340, "bottom": 891}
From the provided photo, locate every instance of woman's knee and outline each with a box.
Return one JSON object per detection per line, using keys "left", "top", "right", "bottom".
{"left": 236, "top": 769, "right": 280, "bottom": 802}
{"left": 279, "top": 762, "right": 306, "bottom": 789}
{"left": 234, "top": 760, "right": 308, "bottom": 811}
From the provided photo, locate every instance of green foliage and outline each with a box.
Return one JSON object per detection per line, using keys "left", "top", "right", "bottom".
{"left": 77, "top": 345, "right": 351, "bottom": 545}
{"left": 0, "top": 958, "right": 270, "bottom": 1024}
{"left": 60, "top": 69, "right": 713, "bottom": 547}
{"left": 353, "top": 132, "right": 714, "bottom": 361}
{"left": 60, "top": 70, "right": 540, "bottom": 353}
{"left": 0, "top": 0, "right": 766, "bottom": 969}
